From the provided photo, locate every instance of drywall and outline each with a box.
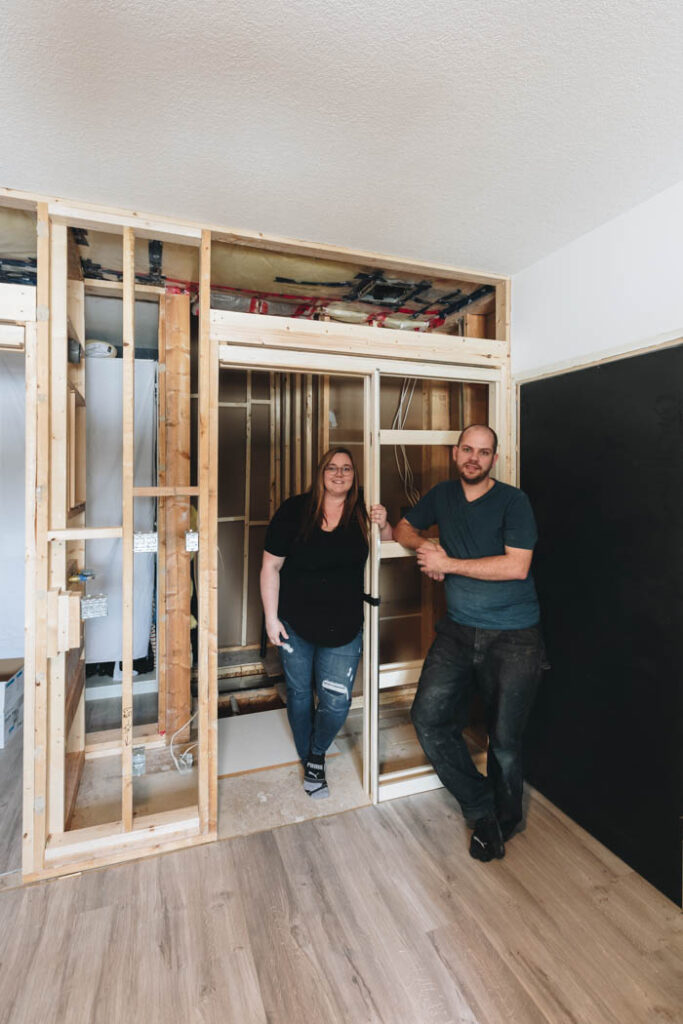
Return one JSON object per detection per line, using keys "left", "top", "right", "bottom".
{"left": 511, "top": 179, "right": 683, "bottom": 376}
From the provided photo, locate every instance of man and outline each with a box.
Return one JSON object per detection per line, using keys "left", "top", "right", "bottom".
{"left": 393, "top": 424, "right": 543, "bottom": 862}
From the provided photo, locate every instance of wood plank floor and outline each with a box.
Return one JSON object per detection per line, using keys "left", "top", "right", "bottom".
{"left": 0, "top": 727, "right": 22, "bottom": 876}
{"left": 0, "top": 788, "right": 680, "bottom": 1024}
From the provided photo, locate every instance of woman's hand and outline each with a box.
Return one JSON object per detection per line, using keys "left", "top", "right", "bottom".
{"left": 369, "top": 504, "right": 387, "bottom": 529}
{"left": 370, "top": 504, "right": 393, "bottom": 539}
{"left": 265, "top": 617, "right": 289, "bottom": 647}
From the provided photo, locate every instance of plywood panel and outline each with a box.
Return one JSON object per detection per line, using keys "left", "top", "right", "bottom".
{"left": 249, "top": 406, "right": 271, "bottom": 521}
{"left": 219, "top": 368, "right": 247, "bottom": 403}
{"left": 217, "top": 521, "right": 244, "bottom": 648}
{"left": 246, "top": 526, "right": 268, "bottom": 645}
{"left": 218, "top": 407, "right": 247, "bottom": 517}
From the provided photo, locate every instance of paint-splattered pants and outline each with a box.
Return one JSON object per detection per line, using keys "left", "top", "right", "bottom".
{"left": 411, "top": 618, "right": 543, "bottom": 831}
{"left": 280, "top": 622, "right": 362, "bottom": 759}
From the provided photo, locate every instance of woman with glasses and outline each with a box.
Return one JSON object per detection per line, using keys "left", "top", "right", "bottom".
{"left": 260, "top": 447, "right": 392, "bottom": 798}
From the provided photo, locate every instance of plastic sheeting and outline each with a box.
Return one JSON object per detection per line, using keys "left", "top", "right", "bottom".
{"left": 84, "top": 358, "right": 156, "bottom": 664}
{"left": 0, "top": 352, "right": 25, "bottom": 659}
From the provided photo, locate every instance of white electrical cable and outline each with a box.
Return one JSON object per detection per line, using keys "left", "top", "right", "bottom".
{"left": 391, "top": 378, "right": 421, "bottom": 506}
{"left": 170, "top": 709, "right": 198, "bottom": 774}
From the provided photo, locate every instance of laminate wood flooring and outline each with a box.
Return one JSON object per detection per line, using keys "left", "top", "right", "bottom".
{"left": 0, "top": 726, "right": 22, "bottom": 876}
{"left": 0, "top": 787, "right": 680, "bottom": 1024}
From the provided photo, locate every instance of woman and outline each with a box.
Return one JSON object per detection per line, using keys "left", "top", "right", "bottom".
{"left": 260, "top": 447, "right": 392, "bottom": 798}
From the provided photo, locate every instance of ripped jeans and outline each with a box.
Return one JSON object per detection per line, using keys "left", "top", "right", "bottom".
{"left": 279, "top": 622, "right": 362, "bottom": 760}
{"left": 411, "top": 618, "right": 543, "bottom": 831}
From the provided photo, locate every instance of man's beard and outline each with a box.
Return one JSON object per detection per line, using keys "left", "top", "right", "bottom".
{"left": 458, "top": 465, "right": 491, "bottom": 485}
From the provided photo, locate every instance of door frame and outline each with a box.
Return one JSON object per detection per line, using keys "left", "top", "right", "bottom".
{"left": 214, "top": 314, "right": 509, "bottom": 807}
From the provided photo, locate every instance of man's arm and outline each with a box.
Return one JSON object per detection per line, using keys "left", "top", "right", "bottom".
{"left": 393, "top": 517, "right": 427, "bottom": 551}
{"left": 393, "top": 517, "right": 445, "bottom": 581}
{"left": 416, "top": 542, "right": 533, "bottom": 581}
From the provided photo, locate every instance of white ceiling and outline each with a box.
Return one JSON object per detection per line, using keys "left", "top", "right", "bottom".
{"left": 2, "top": 0, "right": 683, "bottom": 274}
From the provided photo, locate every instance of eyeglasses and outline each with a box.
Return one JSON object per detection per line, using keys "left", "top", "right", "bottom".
{"left": 325, "top": 465, "right": 353, "bottom": 475}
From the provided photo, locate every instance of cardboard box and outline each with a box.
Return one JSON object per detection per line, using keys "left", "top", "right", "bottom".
{"left": 0, "top": 659, "right": 24, "bottom": 749}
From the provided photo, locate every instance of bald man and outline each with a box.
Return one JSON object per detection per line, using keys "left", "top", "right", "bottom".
{"left": 394, "top": 424, "right": 543, "bottom": 862}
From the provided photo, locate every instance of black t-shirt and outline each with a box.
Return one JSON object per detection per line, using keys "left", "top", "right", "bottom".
{"left": 264, "top": 492, "right": 369, "bottom": 647}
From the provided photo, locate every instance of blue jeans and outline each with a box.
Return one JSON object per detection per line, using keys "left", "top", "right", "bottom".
{"left": 279, "top": 622, "right": 362, "bottom": 760}
{"left": 411, "top": 618, "right": 543, "bottom": 830}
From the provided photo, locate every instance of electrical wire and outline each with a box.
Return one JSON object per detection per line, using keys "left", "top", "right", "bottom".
{"left": 170, "top": 709, "right": 198, "bottom": 773}
{"left": 391, "top": 378, "right": 421, "bottom": 506}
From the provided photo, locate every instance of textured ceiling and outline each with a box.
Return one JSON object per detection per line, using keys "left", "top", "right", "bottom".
{"left": 2, "top": 0, "right": 683, "bottom": 274}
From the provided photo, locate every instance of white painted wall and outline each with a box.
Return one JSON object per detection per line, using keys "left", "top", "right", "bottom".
{"left": 511, "top": 179, "right": 683, "bottom": 377}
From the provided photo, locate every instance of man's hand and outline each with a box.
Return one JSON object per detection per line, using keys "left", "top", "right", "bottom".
{"left": 416, "top": 541, "right": 449, "bottom": 579}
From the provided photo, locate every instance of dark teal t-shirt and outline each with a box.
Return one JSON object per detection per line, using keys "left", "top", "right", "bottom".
{"left": 405, "top": 479, "right": 540, "bottom": 630}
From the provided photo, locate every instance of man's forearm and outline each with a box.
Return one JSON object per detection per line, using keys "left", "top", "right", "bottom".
{"left": 442, "top": 554, "right": 527, "bottom": 581}
{"left": 393, "top": 517, "right": 427, "bottom": 551}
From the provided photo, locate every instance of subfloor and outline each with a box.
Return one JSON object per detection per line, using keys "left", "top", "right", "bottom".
{"left": 0, "top": 787, "right": 680, "bottom": 1024}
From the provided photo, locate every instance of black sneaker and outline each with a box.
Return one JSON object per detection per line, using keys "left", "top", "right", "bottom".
{"left": 303, "top": 754, "right": 329, "bottom": 799}
{"left": 469, "top": 815, "right": 505, "bottom": 861}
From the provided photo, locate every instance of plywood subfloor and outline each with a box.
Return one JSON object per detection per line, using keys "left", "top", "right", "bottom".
{"left": 0, "top": 787, "right": 680, "bottom": 1024}
{"left": 217, "top": 707, "right": 339, "bottom": 777}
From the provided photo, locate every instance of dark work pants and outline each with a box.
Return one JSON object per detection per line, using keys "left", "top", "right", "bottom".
{"left": 411, "top": 618, "right": 543, "bottom": 831}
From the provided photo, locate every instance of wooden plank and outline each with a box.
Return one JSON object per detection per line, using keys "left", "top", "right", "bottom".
{"left": 420, "top": 382, "right": 451, "bottom": 654}
{"left": 64, "top": 750, "right": 85, "bottom": 830}
{"left": 495, "top": 277, "right": 511, "bottom": 344}
{"left": 67, "top": 227, "right": 83, "bottom": 282}
{"left": 0, "top": 282, "right": 36, "bottom": 322}
{"left": 64, "top": 648, "right": 85, "bottom": 737}
{"left": 241, "top": 371, "right": 252, "bottom": 647}
{"left": 379, "top": 660, "right": 423, "bottom": 689}
{"left": 380, "top": 428, "right": 460, "bottom": 445}
{"left": 156, "top": 298, "right": 167, "bottom": 735}
{"left": 380, "top": 540, "right": 416, "bottom": 559}
{"left": 283, "top": 372, "right": 291, "bottom": 498}
{"left": 273, "top": 374, "right": 281, "bottom": 508}
{"left": 83, "top": 278, "right": 164, "bottom": 300}
{"left": 47, "top": 526, "right": 122, "bottom": 540}
{"left": 163, "top": 292, "right": 193, "bottom": 741}
{"left": 121, "top": 226, "right": 135, "bottom": 832}
{"left": 0, "top": 323, "right": 24, "bottom": 349}
{"left": 293, "top": 373, "right": 302, "bottom": 492}
{"left": 320, "top": 374, "right": 330, "bottom": 456}
{"left": 304, "top": 373, "right": 313, "bottom": 489}
{"left": 133, "top": 485, "right": 199, "bottom": 496}
{"left": 198, "top": 229, "right": 218, "bottom": 835}
{"left": 218, "top": 343, "right": 501, "bottom": 381}
{"left": 368, "top": 370, "right": 381, "bottom": 803}
{"left": 44, "top": 806, "right": 202, "bottom": 863}
{"left": 269, "top": 373, "right": 276, "bottom": 515}
{"left": 48, "top": 202, "right": 202, "bottom": 245}
{"left": 23, "top": 206, "right": 50, "bottom": 876}
{"left": 48, "top": 221, "right": 68, "bottom": 838}
{"left": 212, "top": 309, "right": 507, "bottom": 366}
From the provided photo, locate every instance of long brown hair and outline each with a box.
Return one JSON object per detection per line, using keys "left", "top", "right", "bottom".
{"left": 300, "top": 447, "right": 368, "bottom": 541}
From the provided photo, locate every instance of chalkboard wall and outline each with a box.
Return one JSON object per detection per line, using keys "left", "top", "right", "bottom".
{"left": 520, "top": 344, "right": 682, "bottom": 905}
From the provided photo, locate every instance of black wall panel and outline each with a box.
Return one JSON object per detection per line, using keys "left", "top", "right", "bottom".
{"left": 520, "top": 344, "right": 682, "bottom": 905}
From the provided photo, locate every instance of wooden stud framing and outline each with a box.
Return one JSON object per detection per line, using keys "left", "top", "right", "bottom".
{"left": 320, "top": 375, "right": 330, "bottom": 455}
{"left": 156, "top": 298, "right": 167, "bottom": 733}
{"left": 197, "top": 229, "right": 218, "bottom": 835}
{"left": 47, "top": 222, "right": 69, "bottom": 836}
{"left": 121, "top": 226, "right": 135, "bottom": 832}
{"left": 163, "top": 293, "right": 193, "bottom": 740}
{"left": 293, "top": 374, "right": 302, "bottom": 493}
{"left": 241, "top": 371, "right": 252, "bottom": 648}
{"left": 9, "top": 186, "right": 510, "bottom": 879}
